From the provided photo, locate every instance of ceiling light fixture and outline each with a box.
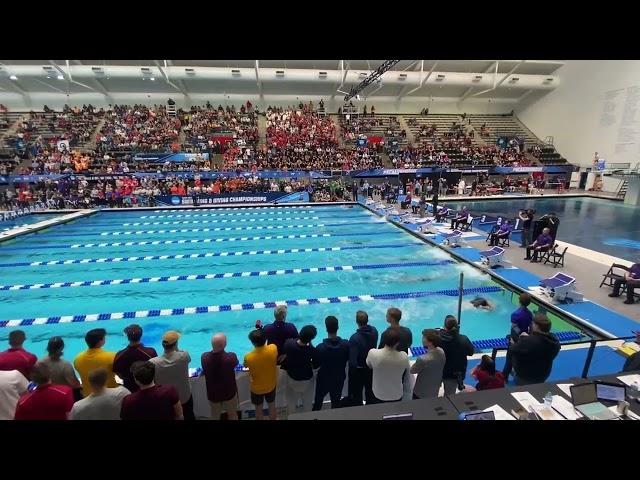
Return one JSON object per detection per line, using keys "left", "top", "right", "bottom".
{"left": 9, "top": 75, "right": 17, "bottom": 80}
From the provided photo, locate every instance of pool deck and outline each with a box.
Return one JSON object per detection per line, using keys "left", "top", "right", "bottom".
{"left": 363, "top": 200, "right": 639, "bottom": 342}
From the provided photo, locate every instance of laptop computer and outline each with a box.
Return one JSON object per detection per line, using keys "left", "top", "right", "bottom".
{"left": 462, "top": 410, "right": 496, "bottom": 420}
{"left": 570, "top": 382, "right": 624, "bottom": 420}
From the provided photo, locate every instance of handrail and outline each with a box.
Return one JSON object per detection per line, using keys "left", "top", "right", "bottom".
{"left": 490, "top": 334, "right": 637, "bottom": 378}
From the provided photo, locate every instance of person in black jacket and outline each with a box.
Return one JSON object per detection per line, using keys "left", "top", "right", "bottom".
{"left": 312, "top": 316, "right": 350, "bottom": 411}
{"left": 348, "top": 310, "right": 379, "bottom": 406}
{"left": 510, "top": 313, "right": 560, "bottom": 385}
{"left": 621, "top": 332, "right": 640, "bottom": 372}
{"left": 282, "top": 325, "right": 317, "bottom": 415}
{"left": 439, "top": 315, "right": 475, "bottom": 395}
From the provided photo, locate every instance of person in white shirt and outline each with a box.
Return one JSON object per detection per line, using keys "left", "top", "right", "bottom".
{"left": 150, "top": 331, "right": 194, "bottom": 420}
{"left": 366, "top": 328, "right": 410, "bottom": 403}
{"left": 0, "top": 370, "right": 29, "bottom": 420}
{"left": 69, "top": 368, "right": 130, "bottom": 420}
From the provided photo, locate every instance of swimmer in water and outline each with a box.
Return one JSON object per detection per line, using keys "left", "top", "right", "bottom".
{"left": 470, "top": 297, "right": 494, "bottom": 311}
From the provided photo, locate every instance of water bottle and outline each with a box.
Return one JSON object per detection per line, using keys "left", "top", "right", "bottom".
{"left": 543, "top": 392, "right": 553, "bottom": 407}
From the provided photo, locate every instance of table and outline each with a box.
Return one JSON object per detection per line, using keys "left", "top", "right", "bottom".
{"left": 447, "top": 382, "right": 568, "bottom": 415}
{"left": 288, "top": 396, "right": 458, "bottom": 420}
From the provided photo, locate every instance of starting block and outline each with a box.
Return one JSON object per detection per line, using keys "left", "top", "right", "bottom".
{"left": 539, "top": 272, "right": 584, "bottom": 303}
{"left": 442, "top": 229, "right": 464, "bottom": 247}
{"left": 479, "top": 246, "right": 506, "bottom": 268}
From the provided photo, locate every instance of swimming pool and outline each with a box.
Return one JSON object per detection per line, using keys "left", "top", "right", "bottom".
{"left": 0, "top": 213, "right": 64, "bottom": 232}
{"left": 448, "top": 196, "right": 640, "bottom": 262}
{"left": 0, "top": 204, "right": 583, "bottom": 368}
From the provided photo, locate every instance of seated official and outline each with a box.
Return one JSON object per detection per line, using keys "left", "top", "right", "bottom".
{"left": 400, "top": 193, "right": 412, "bottom": 210}
{"left": 449, "top": 207, "right": 469, "bottom": 230}
{"left": 489, "top": 220, "right": 513, "bottom": 246}
{"left": 524, "top": 227, "right": 553, "bottom": 262}
{"left": 609, "top": 261, "right": 640, "bottom": 305}
{"left": 434, "top": 204, "right": 449, "bottom": 222}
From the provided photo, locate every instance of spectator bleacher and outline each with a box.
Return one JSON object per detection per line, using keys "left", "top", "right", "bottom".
{"left": 467, "top": 113, "right": 539, "bottom": 147}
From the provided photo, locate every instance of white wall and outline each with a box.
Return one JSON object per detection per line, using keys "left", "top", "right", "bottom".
{"left": 0, "top": 91, "right": 515, "bottom": 115}
{"left": 516, "top": 60, "right": 640, "bottom": 167}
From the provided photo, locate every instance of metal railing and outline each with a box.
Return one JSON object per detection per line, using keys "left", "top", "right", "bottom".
{"left": 490, "top": 335, "right": 637, "bottom": 379}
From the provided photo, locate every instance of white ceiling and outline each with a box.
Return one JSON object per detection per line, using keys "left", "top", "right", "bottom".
{"left": 0, "top": 60, "right": 565, "bottom": 101}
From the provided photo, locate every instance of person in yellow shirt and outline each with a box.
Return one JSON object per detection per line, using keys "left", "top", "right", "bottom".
{"left": 74, "top": 328, "right": 117, "bottom": 397}
{"left": 243, "top": 328, "right": 278, "bottom": 420}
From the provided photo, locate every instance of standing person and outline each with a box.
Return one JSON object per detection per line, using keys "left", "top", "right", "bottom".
{"left": 201, "top": 333, "right": 239, "bottom": 420}
{"left": 263, "top": 305, "right": 298, "bottom": 362}
{"left": 366, "top": 328, "right": 410, "bottom": 403}
{"left": 411, "top": 329, "right": 446, "bottom": 399}
{"left": 379, "top": 307, "right": 412, "bottom": 354}
{"left": 113, "top": 324, "right": 158, "bottom": 393}
{"left": 14, "top": 361, "right": 74, "bottom": 420}
{"left": 471, "top": 355, "right": 505, "bottom": 390}
{"left": 510, "top": 313, "right": 560, "bottom": 385}
{"left": 609, "top": 260, "right": 640, "bottom": 305}
{"left": 120, "top": 361, "right": 183, "bottom": 420}
{"left": 150, "top": 331, "right": 194, "bottom": 420}
{"left": 0, "top": 330, "right": 38, "bottom": 379}
{"left": 0, "top": 369, "right": 29, "bottom": 420}
{"left": 283, "top": 325, "right": 317, "bottom": 415}
{"left": 518, "top": 208, "right": 534, "bottom": 247}
{"left": 312, "top": 316, "right": 350, "bottom": 411}
{"left": 348, "top": 310, "right": 379, "bottom": 406}
{"left": 244, "top": 328, "right": 278, "bottom": 420}
{"left": 431, "top": 188, "right": 439, "bottom": 217}
{"left": 69, "top": 368, "right": 130, "bottom": 420}
{"left": 74, "top": 328, "right": 118, "bottom": 397}
{"left": 40, "top": 336, "right": 82, "bottom": 401}
{"left": 439, "top": 315, "right": 475, "bottom": 395}
{"left": 503, "top": 293, "right": 534, "bottom": 380}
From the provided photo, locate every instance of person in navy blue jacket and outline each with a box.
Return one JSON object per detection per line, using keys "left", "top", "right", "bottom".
{"left": 347, "top": 310, "right": 379, "bottom": 406}
{"left": 312, "top": 316, "right": 350, "bottom": 410}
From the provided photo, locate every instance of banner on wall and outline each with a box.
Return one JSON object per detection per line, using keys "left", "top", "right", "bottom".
{"left": 131, "top": 152, "right": 210, "bottom": 163}
{"left": 155, "top": 191, "right": 310, "bottom": 206}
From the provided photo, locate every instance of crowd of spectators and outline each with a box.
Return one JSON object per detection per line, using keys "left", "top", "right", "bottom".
{"left": 266, "top": 103, "right": 337, "bottom": 149}
{"left": 0, "top": 296, "right": 568, "bottom": 420}
{"left": 97, "top": 105, "right": 181, "bottom": 153}
{"left": 182, "top": 102, "right": 258, "bottom": 147}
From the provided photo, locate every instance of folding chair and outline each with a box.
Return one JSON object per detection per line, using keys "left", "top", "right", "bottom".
{"left": 544, "top": 245, "right": 567, "bottom": 268}
{"left": 459, "top": 215, "right": 474, "bottom": 232}
{"left": 600, "top": 263, "right": 630, "bottom": 291}
{"left": 538, "top": 243, "right": 558, "bottom": 264}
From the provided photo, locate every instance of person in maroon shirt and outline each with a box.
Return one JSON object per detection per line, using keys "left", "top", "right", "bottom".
{"left": 120, "top": 361, "right": 183, "bottom": 420}
{"left": 113, "top": 324, "right": 158, "bottom": 392}
{"left": 201, "top": 333, "right": 239, "bottom": 420}
{"left": 0, "top": 330, "right": 38, "bottom": 380}
{"left": 14, "top": 361, "right": 74, "bottom": 420}
{"left": 470, "top": 355, "right": 505, "bottom": 391}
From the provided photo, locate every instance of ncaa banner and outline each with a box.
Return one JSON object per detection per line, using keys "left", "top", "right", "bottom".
{"left": 155, "top": 191, "right": 310, "bottom": 206}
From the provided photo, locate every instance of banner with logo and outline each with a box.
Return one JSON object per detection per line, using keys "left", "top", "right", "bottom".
{"left": 155, "top": 191, "right": 310, "bottom": 206}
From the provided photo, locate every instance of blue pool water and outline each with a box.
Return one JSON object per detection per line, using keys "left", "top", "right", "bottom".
{"left": 0, "top": 213, "right": 63, "bottom": 232}
{"left": 0, "top": 205, "right": 581, "bottom": 367}
{"left": 448, "top": 196, "right": 640, "bottom": 262}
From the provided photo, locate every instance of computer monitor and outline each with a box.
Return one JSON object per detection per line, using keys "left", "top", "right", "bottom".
{"left": 570, "top": 383, "right": 597, "bottom": 406}
{"left": 596, "top": 382, "right": 626, "bottom": 402}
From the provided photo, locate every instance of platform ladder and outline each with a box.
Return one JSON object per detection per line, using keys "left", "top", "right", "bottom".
{"left": 617, "top": 179, "right": 629, "bottom": 200}
{"left": 166, "top": 103, "right": 177, "bottom": 117}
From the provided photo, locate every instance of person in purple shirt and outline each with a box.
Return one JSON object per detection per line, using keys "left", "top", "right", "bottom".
{"left": 201, "top": 333, "right": 239, "bottom": 420}
{"left": 489, "top": 220, "right": 513, "bottom": 246}
{"left": 263, "top": 305, "right": 299, "bottom": 364}
{"left": 502, "top": 293, "right": 534, "bottom": 380}
{"left": 609, "top": 261, "right": 640, "bottom": 304}
{"left": 450, "top": 206, "right": 469, "bottom": 230}
{"left": 524, "top": 227, "right": 553, "bottom": 262}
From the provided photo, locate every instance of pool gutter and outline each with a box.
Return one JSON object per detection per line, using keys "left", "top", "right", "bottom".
{"left": 358, "top": 202, "right": 610, "bottom": 341}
